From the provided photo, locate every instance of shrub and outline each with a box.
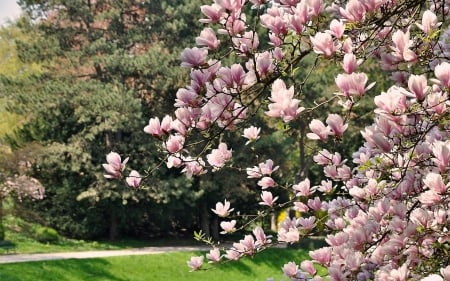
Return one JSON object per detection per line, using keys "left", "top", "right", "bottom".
{"left": 35, "top": 226, "right": 59, "bottom": 243}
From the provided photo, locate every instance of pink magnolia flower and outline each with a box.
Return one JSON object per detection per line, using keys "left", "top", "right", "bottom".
{"left": 434, "top": 62, "right": 450, "bottom": 87}
{"left": 181, "top": 157, "right": 206, "bottom": 178}
{"left": 187, "top": 256, "right": 204, "bottom": 271}
{"left": 408, "top": 74, "right": 429, "bottom": 101}
{"left": 421, "top": 274, "right": 444, "bottom": 281}
{"left": 164, "top": 135, "right": 185, "bottom": 153}
{"left": 301, "top": 260, "right": 317, "bottom": 276}
{"left": 311, "top": 32, "right": 336, "bottom": 57}
{"left": 293, "top": 178, "right": 312, "bottom": 197}
{"left": 266, "top": 79, "right": 304, "bottom": 122}
{"left": 225, "top": 249, "right": 241, "bottom": 260}
{"left": 282, "top": 262, "right": 299, "bottom": 278}
{"left": 232, "top": 31, "right": 259, "bottom": 54}
{"left": 293, "top": 202, "right": 309, "bottom": 212}
{"left": 166, "top": 154, "right": 182, "bottom": 169}
{"left": 329, "top": 19, "right": 345, "bottom": 39}
{"left": 307, "top": 119, "right": 331, "bottom": 141}
{"left": 342, "top": 53, "right": 361, "bottom": 74}
{"left": 416, "top": 10, "right": 439, "bottom": 34}
{"left": 125, "top": 170, "right": 141, "bottom": 189}
{"left": 326, "top": 114, "right": 348, "bottom": 138}
{"left": 103, "top": 152, "right": 129, "bottom": 179}
{"left": 220, "top": 220, "right": 237, "bottom": 234}
{"left": 200, "top": 4, "right": 224, "bottom": 24}
{"left": 391, "top": 30, "right": 417, "bottom": 62}
{"left": 335, "top": 72, "right": 375, "bottom": 97}
{"left": 233, "top": 235, "right": 256, "bottom": 256}
{"left": 212, "top": 199, "right": 234, "bottom": 217}
{"left": 278, "top": 227, "right": 300, "bottom": 243}
{"left": 423, "top": 173, "right": 448, "bottom": 194}
{"left": 206, "top": 248, "right": 221, "bottom": 263}
{"left": 242, "top": 126, "right": 261, "bottom": 145}
{"left": 257, "top": 176, "right": 276, "bottom": 189}
{"left": 418, "top": 190, "right": 442, "bottom": 205}
{"left": 253, "top": 226, "right": 271, "bottom": 246}
{"left": 180, "top": 47, "right": 208, "bottom": 68}
{"left": 217, "top": 64, "right": 246, "bottom": 88}
{"left": 174, "top": 88, "right": 200, "bottom": 108}
{"left": 441, "top": 265, "right": 450, "bottom": 280}
{"left": 309, "top": 247, "right": 331, "bottom": 265}
{"left": 144, "top": 117, "right": 163, "bottom": 137}
{"left": 196, "top": 27, "right": 220, "bottom": 50}
{"left": 432, "top": 141, "right": 450, "bottom": 173}
{"left": 206, "top": 143, "right": 232, "bottom": 169}
{"left": 298, "top": 216, "right": 316, "bottom": 230}
{"left": 259, "top": 191, "right": 278, "bottom": 207}
{"left": 340, "top": 0, "right": 366, "bottom": 22}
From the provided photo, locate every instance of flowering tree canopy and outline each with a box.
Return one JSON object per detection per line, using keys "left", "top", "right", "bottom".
{"left": 104, "top": 0, "right": 450, "bottom": 279}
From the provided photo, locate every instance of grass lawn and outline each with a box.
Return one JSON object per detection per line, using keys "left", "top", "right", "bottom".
{"left": 0, "top": 248, "right": 310, "bottom": 281}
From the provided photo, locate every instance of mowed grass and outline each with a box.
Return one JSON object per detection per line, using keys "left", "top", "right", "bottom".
{"left": 0, "top": 248, "right": 309, "bottom": 281}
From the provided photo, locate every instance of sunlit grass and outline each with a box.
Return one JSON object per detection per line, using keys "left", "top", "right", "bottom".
{"left": 0, "top": 248, "right": 310, "bottom": 281}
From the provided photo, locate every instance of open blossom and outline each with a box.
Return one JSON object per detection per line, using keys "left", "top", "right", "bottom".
{"left": 103, "top": 152, "right": 129, "bottom": 179}
{"left": 125, "top": 170, "right": 141, "bottom": 188}
{"left": 200, "top": 4, "right": 224, "bottom": 23}
{"left": 293, "top": 178, "right": 312, "bottom": 197}
{"left": 196, "top": 27, "right": 220, "bottom": 49}
{"left": 206, "top": 248, "right": 221, "bottom": 263}
{"left": 329, "top": 19, "right": 345, "bottom": 39}
{"left": 187, "top": 256, "right": 204, "bottom": 271}
{"left": 257, "top": 176, "right": 276, "bottom": 189}
{"left": 242, "top": 126, "right": 261, "bottom": 144}
{"left": 180, "top": 47, "right": 208, "bottom": 68}
{"left": 434, "top": 62, "right": 450, "bottom": 87}
{"left": 307, "top": 119, "right": 331, "bottom": 141}
{"left": 391, "top": 30, "right": 417, "bottom": 62}
{"left": 326, "top": 114, "right": 348, "bottom": 138}
{"left": 416, "top": 10, "right": 439, "bottom": 34}
{"left": 164, "top": 135, "right": 185, "bottom": 153}
{"left": 259, "top": 191, "right": 278, "bottom": 207}
{"left": 220, "top": 220, "right": 237, "bottom": 234}
{"left": 407, "top": 74, "right": 429, "bottom": 101}
{"left": 265, "top": 79, "right": 304, "bottom": 122}
{"left": 335, "top": 72, "right": 375, "bottom": 97}
{"left": 247, "top": 159, "right": 279, "bottom": 178}
{"left": 342, "top": 53, "right": 361, "bottom": 74}
{"left": 211, "top": 199, "right": 234, "bottom": 217}
{"left": 282, "top": 262, "right": 299, "bottom": 278}
{"left": 311, "top": 32, "right": 336, "bottom": 57}
{"left": 207, "top": 142, "right": 232, "bottom": 169}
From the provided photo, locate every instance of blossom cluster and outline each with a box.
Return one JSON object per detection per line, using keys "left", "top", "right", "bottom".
{"left": 104, "top": 0, "right": 450, "bottom": 279}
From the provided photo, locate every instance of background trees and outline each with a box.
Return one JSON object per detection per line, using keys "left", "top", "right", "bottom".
{"left": 1, "top": 0, "right": 212, "bottom": 239}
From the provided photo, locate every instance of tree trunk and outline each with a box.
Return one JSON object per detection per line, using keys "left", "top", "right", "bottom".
{"left": 108, "top": 207, "right": 118, "bottom": 241}
{"left": 200, "top": 202, "right": 210, "bottom": 238}
{"left": 211, "top": 215, "right": 219, "bottom": 241}
{"left": 271, "top": 212, "right": 277, "bottom": 232}
{"left": 0, "top": 195, "right": 4, "bottom": 241}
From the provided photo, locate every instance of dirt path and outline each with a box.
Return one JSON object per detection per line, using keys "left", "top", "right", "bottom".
{"left": 0, "top": 246, "right": 209, "bottom": 264}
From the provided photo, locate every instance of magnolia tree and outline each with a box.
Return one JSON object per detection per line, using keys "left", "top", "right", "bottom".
{"left": 103, "top": 0, "right": 450, "bottom": 279}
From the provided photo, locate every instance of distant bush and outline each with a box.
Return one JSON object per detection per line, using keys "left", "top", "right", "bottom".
{"left": 35, "top": 226, "right": 59, "bottom": 243}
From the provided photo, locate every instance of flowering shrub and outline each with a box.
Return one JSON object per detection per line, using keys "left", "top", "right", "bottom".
{"left": 104, "top": 0, "right": 450, "bottom": 280}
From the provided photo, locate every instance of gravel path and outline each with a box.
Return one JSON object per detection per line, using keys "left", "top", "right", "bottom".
{"left": 0, "top": 246, "right": 210, "bottom": 264}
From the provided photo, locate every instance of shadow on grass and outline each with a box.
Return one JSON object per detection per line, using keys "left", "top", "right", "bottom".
{"left": 0, "top": 258, "right": 123, "bottom": 281}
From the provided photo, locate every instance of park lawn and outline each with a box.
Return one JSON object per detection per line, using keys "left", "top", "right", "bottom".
{"left": 0, "top": 248, "right": 310, "bottom": 281}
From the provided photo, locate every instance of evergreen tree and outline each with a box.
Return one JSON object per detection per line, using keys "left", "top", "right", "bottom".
{"left": 2, "top": 0, "right": 207, "bottom": 239}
